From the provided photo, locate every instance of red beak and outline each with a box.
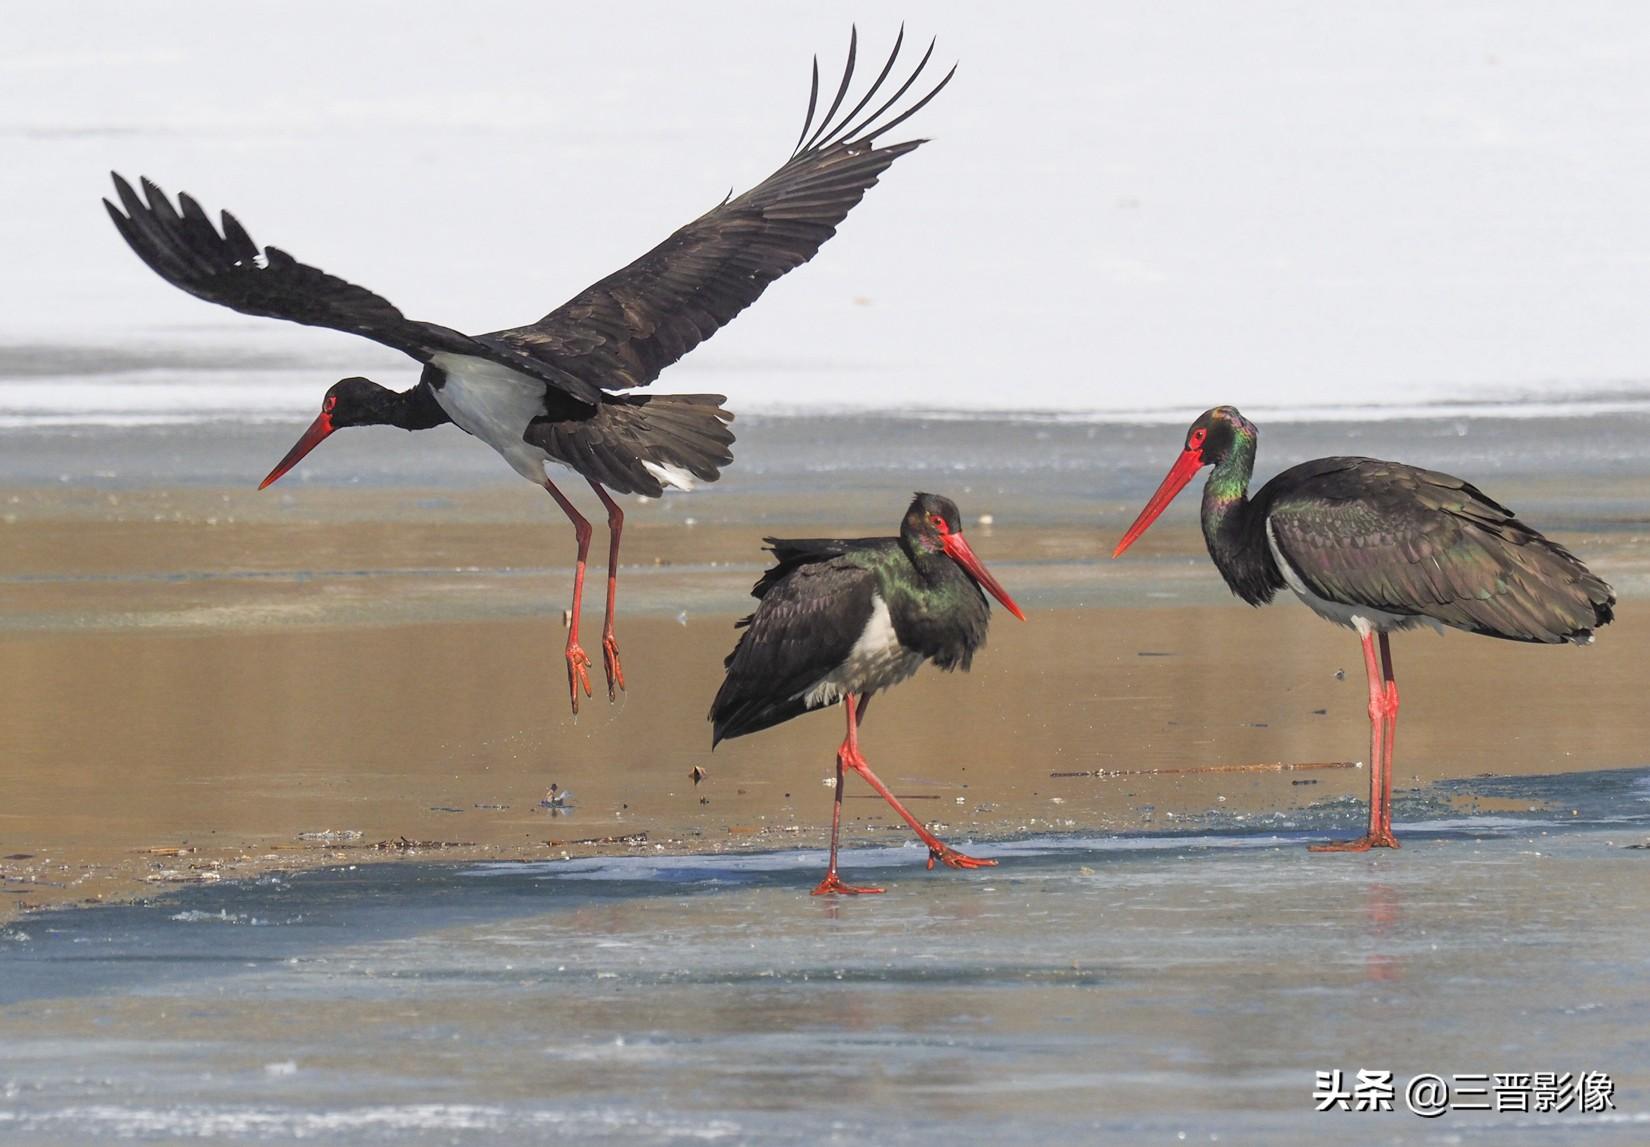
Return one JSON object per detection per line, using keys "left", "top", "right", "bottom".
{"left": 1112, "top": 447, "right": 1206, "bottom": 558}
{"left": 259, "top": 409, "right": 335, "bottom": 490}
{"left": 941, "top": 531, "right": 1027, "bottom": 621}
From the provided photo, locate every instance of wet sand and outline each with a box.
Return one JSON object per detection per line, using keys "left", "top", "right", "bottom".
{"left": 3, "top": 465, "right": 1646, "bottom": 918}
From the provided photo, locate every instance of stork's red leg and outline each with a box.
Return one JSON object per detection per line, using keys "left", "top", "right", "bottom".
{"left": 586, "top": 479, "right": 626, "bottom": 701}
{"left": 1377, "top": 633, "right": 1400, "bottom": 841}
{"left": 835, "top": 695, "right": 995, "bottom": 872}
{"left": 812, "top": 694, "right": 885, "bottom": 895}
{"left": 1312, "top": 628, "right": 1399, "bottom": 852}
{"left": 543, "top": 479, "right": 593, "bottom": 713}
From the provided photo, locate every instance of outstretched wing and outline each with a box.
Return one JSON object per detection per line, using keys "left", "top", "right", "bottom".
{"left": 1262, "top": 457, "right": 1614, "bottom": 643}
{"left": 103, "top": 174, "right": 603, "bottom": 404}
{"left": 709, "top": 551, "right": 881, "bottom": 744}
{"left": 491, "top": 26, "right": 954, "bottom": 393}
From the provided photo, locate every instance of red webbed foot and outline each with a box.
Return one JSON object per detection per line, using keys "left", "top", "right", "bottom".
{"left": 565, "top": 642, "right": 594, "bottom": 713}
{"left": 811, "top": 872, "right": 886, "bottom": 896}
{"left": 927, "top": 846, "right": 998, "bottom": 871}
{"left": 1309, "top": 830, "right": 1400, "bottom": 853}
{"left": 601, "top": 632, "right": 625, "bottom": 701}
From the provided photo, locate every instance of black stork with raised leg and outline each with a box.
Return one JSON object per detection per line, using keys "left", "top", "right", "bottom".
{"left": 103, "top": 28, "right": 953, "bottom": 714}
{"left": 710, "top": 493, "right": 1026, "bottom": 895}
{"left": 1112, "top": 406, "right": 1615, "bottom": 851}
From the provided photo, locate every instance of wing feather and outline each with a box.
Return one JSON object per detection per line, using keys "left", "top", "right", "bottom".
{"left": 106, "top": 30, "right": 951, "bottom": 409}
{"left": 710, "top": 549, "right": 882, "bottom": 743}
{"left": 1262, "top": 458, "right": 1614, "bottom": 643}
{"left": 492, "top": 29, "right": 953, "bottom": 393}
{"left": 105, "top": 173, "right": 603, "bottom": 405}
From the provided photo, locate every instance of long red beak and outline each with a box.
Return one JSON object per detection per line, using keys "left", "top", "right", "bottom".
{"left": 259, "top": 410, "right": 335, "bottom": 490}
{"left": 1112, "top": 447, "right": 1205, "bottom": 558}
{"left": 941, "top": 531, "right": 1027, "bottom": 621}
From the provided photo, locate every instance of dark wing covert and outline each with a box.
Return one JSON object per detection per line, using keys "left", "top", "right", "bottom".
{"left": 710, "top": 550, "right": 882, "bottom": 743}
{"left": 1262, "top": 457, "right": 1614, "bottom": 642}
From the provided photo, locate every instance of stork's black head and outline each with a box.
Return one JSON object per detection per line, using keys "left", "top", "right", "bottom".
{"left": 902, "top": 492, "right": 964, "bottom": 554}
{"left": 901, "top": 492, "right": 1026, "bottom": 621}
{"left": 259, "top": 377, "right": 393, "bottom": 490}
{"left": 322, "top": 376, "right": 396, "bottom": 428}
{"left": 1180, "top": 405, "right": 1254, "bottom": 468}
{"left": 1113, "top": 406, "right": 1258, "bottom": 558}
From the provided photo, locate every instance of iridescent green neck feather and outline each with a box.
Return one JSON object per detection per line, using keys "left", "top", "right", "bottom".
{"left": 1200, "top": 418, "right": 1278, "bottom": 606}
{"left": 1202, "top": 422, "right": 1256, "bottom": 518}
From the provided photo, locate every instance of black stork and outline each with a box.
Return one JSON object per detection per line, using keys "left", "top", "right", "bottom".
{"left": 1112, "top": 406, "right": 1615, "bottom": 851}
{"left": 710, "top": 493, "right": 1026, "bottom": 894}
{"left": 102, "top": 28, "right": 953, "bottom": 714}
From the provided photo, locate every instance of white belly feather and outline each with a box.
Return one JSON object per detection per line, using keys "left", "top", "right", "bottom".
{"left": 430, "top": 353, "right": 554, "bottom": 482}
{"left": 431, "top": 352, "right": 702, "bottom": 491}
{"left": 802, "top": 594, "right": 924, "bottom": 708}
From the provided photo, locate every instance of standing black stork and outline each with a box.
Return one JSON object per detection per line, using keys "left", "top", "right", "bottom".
{"left": 1111, "top": 406, "right": 1615, "bottom": 851}
{"left": 710, "top": 493, "right": 1026, "bottom": 894}
{"left": 102, "top": 29, "right": 953, "bottom": 714}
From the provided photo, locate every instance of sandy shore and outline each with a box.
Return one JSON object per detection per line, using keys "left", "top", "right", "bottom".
{"left": 4, "top": 468, "right": 1644, "bottom": 918}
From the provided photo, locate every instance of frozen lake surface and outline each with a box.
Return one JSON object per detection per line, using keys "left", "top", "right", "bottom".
{"left": 8, "top": 1, "right": 1650, "bottom": 422}
{"left": 3, "top": 767, "right": 1648, "bottom": 1145}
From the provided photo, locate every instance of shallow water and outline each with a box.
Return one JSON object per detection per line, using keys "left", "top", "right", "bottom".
{"left": 5, "top": 406, "right": 1646, "bottom": 918}
{"left": 3, "top": 768, "right": 1648, "bottom": 1145}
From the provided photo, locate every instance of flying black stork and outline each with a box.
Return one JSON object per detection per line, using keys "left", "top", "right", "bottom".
{"left": 710, "top": 493, "right": 1026, "bottom": 894}
{"left": 1112, "top": 406, "right": 1615, "bottom": 851}
{"left": 102, "top": 29, "right": 954, "bottom": 714}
